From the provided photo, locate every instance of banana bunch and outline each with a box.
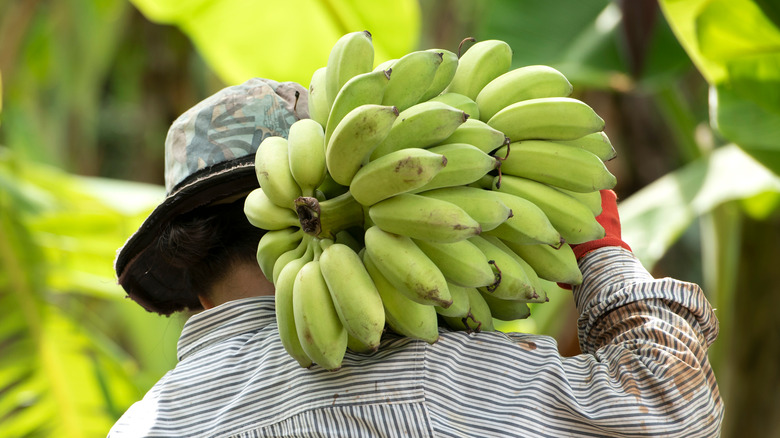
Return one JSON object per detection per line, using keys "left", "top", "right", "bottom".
{"left": 244, "top": 31, "right": 619, "bottom": 370}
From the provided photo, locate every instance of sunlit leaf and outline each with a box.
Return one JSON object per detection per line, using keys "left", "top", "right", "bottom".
{"left": 660, "top": 0, "right": 780, "bottom": 174}
{"left": 128, "top": 0, "right": 422, "bottom": 86}
{"left": 621, "top": 144, "right": 780, "bottom": 270}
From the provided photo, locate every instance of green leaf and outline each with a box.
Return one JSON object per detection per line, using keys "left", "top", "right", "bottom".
{"left": 128, "top": 0, "right": 422, "bottom": 86}
{"left": 660, "top": 0, "right": 780, "bottom": 174}
{"left": 621, "top": 144, "right": 780, "bottom": 270}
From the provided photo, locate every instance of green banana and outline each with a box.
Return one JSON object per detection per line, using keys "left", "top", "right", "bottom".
{"left": 412, "top": 142, "right": 500, "bottom": 192}
{"left": 363, "top": 251, "right": 440, "bottom": 343}
{"left": 307, "top": 66, "right": 330, "bottom": 127}
{"left": 293, "top": 259, "right": 348, "bottom": 371}
{"left": 437, "top": 117, "right": 508, "bottom": 154}
{"left": 481, "top": 234, "right": 547, "bottom": 303}
{"left": 325, "top": 104, "right": 399, "bottom": 186}
{"left": 413, "top": 238, "right": 496, "bottom": 288}
{"left": 441, "top": 287, "right": 495, "bottom": 332}
{"left": 325, "top": 69, "right": 392, "bottom": 145}
{"left": 325, "top": 30, "right": 375, "bottom": 111}
{"left": 434, "top": 282, "right": 472, "bottom": 318}
{"left": 417, "top": 186, "right": 512, "bottom": 232}
{"left": 319, "top": 242, "right": 385, "bottom": 350}
{"left": 556, "top": 131, "right": 617, "bottom": 162}
{"left": 373, "top": 58, "right": 397, "bottom": 72}
{"left": 381, "top": 50, "right": 443, "bottom": 112}
{"left": 495, "top": 141, "right": 617, "bottom": 193}
{"left": 350, "top": 148, "right": 448, "bottom": 206}
{"left": 369, "top": 101, "right": 468, "bottom": 160}
{"left": 368, "top": 193, "right": 481, "bottom": 243}
{"left": 364, "top": 226, "right": 452, "bottom": 308}
{"left": 255, "top": 227, "right": 304, "bottom": 281}
{"left": 554, "top": 186, "right": 602, "bottom": 216}
{"left": 428, "top": 92, "right": 480, "bottom": 120}
{"left": 254, "top": 136, "right": 302, "bottom": 209}
{"left": 476, "top": 65, "right": 573, "bottom": 122}
{"left": 418, "top": 48, "right": 459, "bottom": 102}
{"left": 501, "top": 239, "right": 582, "bottom": 285}
{"left": 487, "top": 96, "right": 605, "bottom": 142}
{"left": 287, "top": 118, "right": 327, "bottom": 196}
{"left": 244, "top": 188, "right": 301, "bottom": 230}
{"left": 272, "top": 233, "right": 312, "bottom": 284}
{"left": 479, "top": 292, "right": 531, "bottom": 322}
{"left": 444, "top": 39, "right": 513, "bottom": 100}
{"left": 468, "top": 235, "right": 540, "bottom": 301}
{"left": 274, "top": 242, "right": 315, "bottom": 368}
{"left": 484, "top": 190, "right": 563, "bottom": 246}
{"left": 494, "top": 175, "right": 604, "bottom": 244}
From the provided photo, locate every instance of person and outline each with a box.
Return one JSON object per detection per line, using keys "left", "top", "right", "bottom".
{"left": 108, "top": 77, "right": 724, "bottom": 437}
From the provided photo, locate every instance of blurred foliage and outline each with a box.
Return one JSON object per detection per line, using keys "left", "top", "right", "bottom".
{"left": 1, "top": 0, "right": 779, "bottom": 436}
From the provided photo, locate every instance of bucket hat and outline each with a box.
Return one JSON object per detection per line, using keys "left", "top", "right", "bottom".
{"left": 115, "top": 77, "right": 308, "bottom": 315}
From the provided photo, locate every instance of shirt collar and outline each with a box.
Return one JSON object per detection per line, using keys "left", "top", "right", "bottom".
{"left": 176, "top": 296, "right": 276, "bottom": 361}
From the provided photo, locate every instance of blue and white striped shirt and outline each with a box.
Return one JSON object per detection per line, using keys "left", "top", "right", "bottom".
{"left": 108, "top": 247, "right": 723, "bottom": 437}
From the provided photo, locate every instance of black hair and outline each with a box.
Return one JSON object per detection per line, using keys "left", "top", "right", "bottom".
{"left": 156, "top": 196, "right": 265, "bottom": 300}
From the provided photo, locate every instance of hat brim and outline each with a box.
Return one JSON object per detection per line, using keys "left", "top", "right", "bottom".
{"left": 115, "top": 155, "right": 259, "bottom": 315}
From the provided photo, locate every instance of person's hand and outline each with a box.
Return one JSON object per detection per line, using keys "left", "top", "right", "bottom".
{"left": 558, "top": 189, "right": 631, "bottom": 290}
{"left": 570, "top": 189, "right": 631, "bottom": 260}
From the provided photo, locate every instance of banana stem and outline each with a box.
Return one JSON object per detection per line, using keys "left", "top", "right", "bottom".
{"left": 294, "top": 191, "right": 364, "bottom": 239}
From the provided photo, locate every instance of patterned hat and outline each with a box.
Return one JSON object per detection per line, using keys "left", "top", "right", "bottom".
{"left": 115, "top": 78, "right": 308, "bottom": 315}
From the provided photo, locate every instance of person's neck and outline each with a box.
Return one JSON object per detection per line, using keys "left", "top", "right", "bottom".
{"left": 199, "top": 262, "right": 274, "bottom": 309}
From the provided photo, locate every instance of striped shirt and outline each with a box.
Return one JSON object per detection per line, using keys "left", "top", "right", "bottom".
{"left": 108, "top": 247, "right": 723, "bottom": 437}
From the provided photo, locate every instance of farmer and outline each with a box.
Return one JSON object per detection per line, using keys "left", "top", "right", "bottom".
{"left": 108, "top": 77, "right": 723, "bottom": 437}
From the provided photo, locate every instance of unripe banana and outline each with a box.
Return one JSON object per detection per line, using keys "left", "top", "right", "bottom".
{"left": 325, "top": 30, "right": 375, "bottom": 110}
{"left": 244, "top": 188, "right": 301, "bottom": 230}
{"left": 369, "top": 101, "right": 468, "bottom": 160}
{"left": 418, "top": 48, "right": 459, "bottom": 102}
{"left": 325, "top": 69, "right": 392, "bottom": 145}
{"left": 417, "top": 186, "right": 512, "bottom": 232}
{"left": 274, "top": 243, "right": 315, "bottom": 368}
{"left": 481, "top": 234, "right": 547, "bottom": 303}
{"left": 468, "top": 235, "right": 540, "bottom": 301}
{"left": 445, "top": 39, "right": 513, "bottom": 100}
{"left": 272, "top": 233, "right": 312, "bottom": 284}
{"left": 441, "top": 287, "right": 494, "bottom": 332}
{"left": 363, "top": 251, "right": 440, "bottom": 344}
{"left": 288, "top": 119, "right": 327, "bottom": 196}
{"left": 428, "top": 92, "right": 480, "bottom": 120}
{"left": 255, "top": 227, "right": 304, "bottom": 281}
{"left": 484, "top": 190, "right": 562, "bottom": 246}
{"left": 434, "top": 282, "right": 471, "bottom": 318}
{"left": 494, "top": 175, "right": 604, "bottom": 244}
{"left": 554, "top": 187, "right": 602, "bottom": 216}
{"left": 307, "top": 67, "right": 330, "bottom": 127}
{"left": 413, "top": 238, "right": 496, "bottom": 288}
{"left": 325, "top": 104, "right": 399, "bottom": 186}
{"left": 495, "top": 141, "right": 616, "bottom": 193}
{"left": 476, "top": 65, "right": 573, "bottom": 122}
{"left": 320, "top": 243, "right": 385, "bottom": 350}
{"left": 350, "top": 148, "right": 448, "bottom": 206}
{"left": 368, "top": 193, "right": 482, "bottom": 243}
{"left": 438, "top": 118, "right": 508, "bottom": 154}
{"left": 293, "top": 259, "right": 348, "bottom": 371}
{"left": 556, "top": 131, "right": 616, "bottom": 162}
{"left": 412, "top": 143, "right": 500, "bottom": 192}
{"left": 501, "top": 239, "right": 582, "bottom": 285}
{"left": 479, "top": 292, "right": 531, "bottom": 321}
{"left": 373, "top": 58, "right": 397, "bottom": 72}
{"left": 487, "top": 97, "right": 605, "bottom": 142}
{"left": 381, "top": 50, "right": 443, "bottom": 112}
{"left": 255, "top": 136, "right": 302, "bottom": 209}
{"left": 364, "top": 226, "right": 452, "bottom": 308}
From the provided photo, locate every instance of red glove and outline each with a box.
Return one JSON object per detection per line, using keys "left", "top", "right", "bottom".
{"left": 557, "top": 190, "right": 631, "bottom": 290}
{"left": 571, "top": 189, "right": 631, "bottom": 259}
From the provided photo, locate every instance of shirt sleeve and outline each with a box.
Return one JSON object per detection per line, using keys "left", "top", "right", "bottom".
{"left": 422, "top": 246, "right": 724, "bottom": 438}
